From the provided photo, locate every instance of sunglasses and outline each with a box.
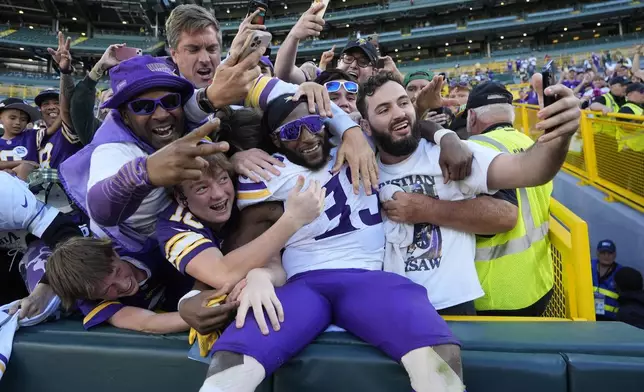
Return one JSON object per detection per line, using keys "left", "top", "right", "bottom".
{"left": 341, "top": 54, "right": 372, "bottom": 68}
{"left": 275, "top": 115, "right": 325, "bottom": 142}
{"left": 127, "top": 93, "right": 182, "bottom": 116}
{"left": 324, "top": 81, "right": 359, "bottom": 94}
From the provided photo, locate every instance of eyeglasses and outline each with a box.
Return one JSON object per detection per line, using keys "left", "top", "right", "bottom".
{"left": 324, "top": 81, "right": 359, "bottom": 94}
{"left": 341, "top": 54, "right": 371, "bottom": 68}
{"left": 274, "top": 115, "right": 325, "bottom": 142}
{"left": 127, "top": 93, "right": 182, "bottom": 116}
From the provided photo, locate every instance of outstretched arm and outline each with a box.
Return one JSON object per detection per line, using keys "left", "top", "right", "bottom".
{"left": 109, "top": 307, "right": 189, "bottom": 334}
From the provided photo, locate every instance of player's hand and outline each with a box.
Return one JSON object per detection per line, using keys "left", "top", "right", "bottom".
{"left": 235, "top": 269, "right": 283, "bottom": 335}
{"left": 531, "top": 73, "right": 582, "bottom": 143}
{"left": 206, "top": 29, "right": 268, "bottom": 108}
{"left": 230, "top": 148, "right": 286, "bottom": 182}
{"left": 8, "top": 283, "right": 56, "bottom": 320}
{"left": 293, "top": 82, "right": 333, "bottom": 117}
{"left": 47, "top": 32, "right": 72, "bottom": 73}
{"left": 226, "top": 278, "right": 247, "bottom": 304}
{"left": 146, "top": 118, "right": 229, "bottom": 187}
{"left": 288, "top": 2, "right": 325, "bottom": 41}
{"left": 283, "top": 176, "right": 326, "bottom": 228}
{"left": 332, "top": 127, "right": 378, "bottom": 195}
{"left": 439, "top": 135, "right": 472, "bottom": 183}
{"left": 424, "top": 111, "right": 449, "bottom": 125}
{"left": 415, "top": 75, "right": 461, "bottom": 116}
{"left": 318, "top": 45, "right": 336, "bottom": 71}
{"left": 382, "top": 192, "right": 425, "bottom": 224}
{"left": 179, "top": 286, "right": 238, "bottom": 335}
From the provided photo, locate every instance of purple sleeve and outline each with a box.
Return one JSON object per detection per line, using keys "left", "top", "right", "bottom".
{"left": 87, "top": 156, "right": 156, "bottom": 226}
{"left": 78, "top": 300, "right": 124, "bottom": 330}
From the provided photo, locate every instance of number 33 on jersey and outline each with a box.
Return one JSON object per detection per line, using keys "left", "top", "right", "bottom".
{"left": 236, "top": 150, "right": 385, "bottom": 275}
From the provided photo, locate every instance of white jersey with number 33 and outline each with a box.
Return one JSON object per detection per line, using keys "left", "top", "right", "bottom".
{"left": 237, "top": 148, "right": 385, "bottom": 279}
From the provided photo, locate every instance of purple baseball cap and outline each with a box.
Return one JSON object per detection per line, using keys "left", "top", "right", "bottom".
{"left": 101, "top": 55, "right": 194, "bottom": 109}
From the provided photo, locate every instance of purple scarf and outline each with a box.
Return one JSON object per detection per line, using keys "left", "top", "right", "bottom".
{"left": 59, "top": 111, "right": 156, "bottom": 252}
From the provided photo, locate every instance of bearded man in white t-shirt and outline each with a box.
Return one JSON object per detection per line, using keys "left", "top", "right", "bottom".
{"left": 357, "top": 72, "right": 581, "bottom": 315}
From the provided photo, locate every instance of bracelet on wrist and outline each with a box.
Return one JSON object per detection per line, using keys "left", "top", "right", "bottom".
{"left": 434, "top": 129, "right": 456, "bottom": 145}
{"left": 178, "top": 290, "right": 202, "bottom": 309}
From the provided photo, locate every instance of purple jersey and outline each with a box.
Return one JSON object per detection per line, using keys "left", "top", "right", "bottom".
{"left": 0, "top": 129, "right": 39, "bottom": 162}
{"left": 156, "top": 202, "right": 221, "bottom": 275}
{"left": 78, "top": 247, "right": 193, "bottom": 329}
{"left": 38, "top": 125, "right": 81, "bottom": 169}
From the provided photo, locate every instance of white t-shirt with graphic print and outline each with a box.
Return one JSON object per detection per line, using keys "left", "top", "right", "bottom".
{"left": 378, "top": 139, "right": 501, "bottom": 310}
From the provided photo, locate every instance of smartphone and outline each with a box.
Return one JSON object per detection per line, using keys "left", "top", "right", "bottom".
{"left": 114, "top": 46, "right": 142, "bottom": 62}
{"left": 240, "top": 30, "right": 272, "bottom": 61}
{"left": 376, "top": 58, "right": 385, "bottom": 69}
{"left": 540, "top": 60, "right": 559, "bottom": 133}
{"left": 247, "top": 0, "right": 268, "bottom": 25}
{"left": 313, "top": 0, "right": 330, "bottom": 18}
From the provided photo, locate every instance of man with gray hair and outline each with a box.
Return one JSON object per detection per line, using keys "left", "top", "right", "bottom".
{"left": 465, "top": 80, "right": 557, "bottom": 317}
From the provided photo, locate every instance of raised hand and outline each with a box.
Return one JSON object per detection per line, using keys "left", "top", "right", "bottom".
{"left": 288, "top": 3, "right": 326, "bottom": 41}
{"left": 146, "top": 118, "right": 230, "bottom": 187}
{"left": 47, "top": 31, "right": 72, "bottom": 73}
{"left": 415, "top": 75, "right": 461, "bottom": 116}
{"left": 293, "top": 82, "right": 333, "bottom": 117}
{"left": 319, "top": 45, "right": 336, "bottom": 71}
{"left": 531, "top": 73, "right": 581, "bottom": 143}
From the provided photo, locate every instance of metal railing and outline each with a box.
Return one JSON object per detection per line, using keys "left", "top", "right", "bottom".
{"left": 514, "top": 104, "right": 644, "bottom": 213}
{"left": 445, "top": 198, "right": 595, "bottom": 322}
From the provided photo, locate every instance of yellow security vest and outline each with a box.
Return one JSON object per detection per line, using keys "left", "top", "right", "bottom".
{"left": 470, "top": 126, "right": 554, "bottom": 311}
{"left": 616, "top": 103, "right": 644, "bottom": 152}
{"left": 592, "top": 93, "right": 621, "bottom": 137}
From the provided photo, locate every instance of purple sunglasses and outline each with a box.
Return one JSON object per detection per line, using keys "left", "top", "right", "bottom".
{"left": 127, "top": 92, "right": 182, "bottom": 116}
{"left": 275, "top": 115, "right": 325, "bottom": 141}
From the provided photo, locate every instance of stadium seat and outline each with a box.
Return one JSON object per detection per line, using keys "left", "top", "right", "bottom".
{"left": 566, "top": 354, "right": 644, "bottom": 392}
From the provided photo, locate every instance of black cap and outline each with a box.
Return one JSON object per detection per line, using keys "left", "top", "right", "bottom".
{"left": 626, "top": 82, "right": 644, "bottom": 94}
{"left": 609, "top": 76, "right": 631, "bottom": 86}
{"left": 260, "top": 94, "right": 309, "bottom": 135}
{"left": 342, "top": 38, "right": 378, "bottom": 66}
{"left": 597, "top": 239, "right": 616, "bottom": 253}
{"left": 465, "top": 81, "right": 513, "bottom": 111}
{"left": 0, "top": 97, "right": 41, "bottom": 123}
{"left": 34, "top": 88, "right": 60, "bottom": 107}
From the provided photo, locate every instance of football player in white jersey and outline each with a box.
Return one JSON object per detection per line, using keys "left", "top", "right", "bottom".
{"left": 357, "top": 72, "right": 581, "bottom": 316}
{"left": 200, "top": 95, "right": 465, "bottom": 392}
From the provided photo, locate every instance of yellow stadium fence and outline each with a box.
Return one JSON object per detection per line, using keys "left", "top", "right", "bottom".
{"left": 445, "top": 198, "right": 595, "bottom": 323}
{"left": 514, "top": 104, "right": 644, "bottom": 213}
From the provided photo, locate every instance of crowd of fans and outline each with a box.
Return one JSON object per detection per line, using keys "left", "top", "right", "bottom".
{"left": 0, "top": 2, "right": 641, "bottom": 391}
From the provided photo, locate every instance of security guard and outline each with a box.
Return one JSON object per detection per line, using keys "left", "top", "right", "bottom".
{"left": 591, "top": 239, "right": 622, "bottom": 320}
{"left": 616, "top": 83, "right": 644, "bottom": 152}
{"left": 464, "top": 82, "right": 555, "bottom": 316}
{"left": 589, "top": 76, "right": 629, "bottom": 115}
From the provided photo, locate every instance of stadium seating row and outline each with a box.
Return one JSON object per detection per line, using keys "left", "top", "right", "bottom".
{"left": 3, "top": 320, "right": 644, "bottom": 392}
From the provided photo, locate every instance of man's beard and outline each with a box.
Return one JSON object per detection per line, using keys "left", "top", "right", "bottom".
{"left": 279, "top": 136, "right": 333, "bottom": 171}
{"left": 371, "top": 119, "right": 421, "bottom": 157}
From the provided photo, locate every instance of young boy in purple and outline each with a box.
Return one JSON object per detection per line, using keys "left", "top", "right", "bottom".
{"left": 0, "top": 98, "right": 41, "bottom": 169}
{"left": 45, "top": 236, "right": 193, "bottom": 333}
{"left": 34, "top": 89, "right": 82, "bottom": 169}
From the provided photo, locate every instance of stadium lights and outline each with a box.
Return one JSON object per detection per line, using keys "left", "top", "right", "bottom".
{"left": 523, "top": 33, "right": 527, "bottom": 36}
{"left": 122, "top": 21, "right": 127, "bottom": 24}
{"left": 313, "top": 58, "right": 316, "bottom": 61}
{"left": 18, "top": 10, "right": 23, "bottom": 14}
{"left": 597, "top": 22, "right": 601, "bottom": 26}
{"left": 346, "top": 24, "right": 350, "bottom": 27}
{"left": 560, "top": 34, "right": 564, "bottom": 37}
{"left": 28, "top": 59, "right": 33, "bottom": 62}
{"left": 82, "top": 32, "right": 86, "bottom": 36}
{"left": 284, "top": 5, "right": 288, "bottom": 9}
{"left": 500, "top": 36, "right": 504, "bottom": 39}
{"left": 226, "top": 8, "right": 230, "bottom": 14}
{"left": 468, "top": 45, "right": 471, "bottom": 49}
{"left": 468, "top": 39, "right": 472, "bottom": 43}
{"left": 501, "top": 2, "right": 504, "bottom": 5}
{"left": 445, "top": 42, "right": 449, "bottom": 46}
{"left": 563, "top": 27, "right": 568, "bottom": 31}
{"left": 343, "top": 0, "right": 346, "bottom": 2}
{"left": 520, "top": 39, "right": 523, "bottom": 43}
{"left": 417, "top": 45, "right": 421, "bottom": 49}
{"left": 394, "top": 48, "right": 398, "bottom": 52}
{"left": 29, "top": 26, "right": 33, "bottom": 29}
{"left": 72, "top": 17, "right": 77, "bottom": 21}
{"left": 469, "top": 7, "right": 473, "bottom": 11}
{"left": 19, "top": 47, "right": 24, "bottom": 51}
